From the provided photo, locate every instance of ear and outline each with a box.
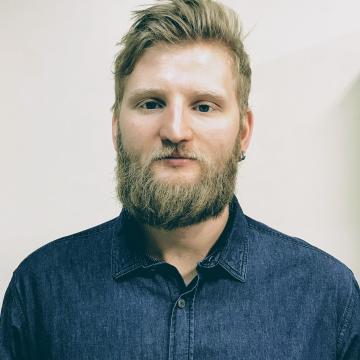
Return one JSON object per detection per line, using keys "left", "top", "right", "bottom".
{"left": 239, "top": 109, "right": 254, "bottom": 152}
{"left": 112, "top": 115, "right": 118, "bottom": 151}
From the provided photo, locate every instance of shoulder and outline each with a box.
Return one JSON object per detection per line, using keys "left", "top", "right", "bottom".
{"left": 246, "top": 215, "right": 353, "bottom": 274}
{"left": 13, "top": 217, "right": 118, "bottom": 278}
{"left": 244, "top": 215, "right": 357, "bottom": 302}
{"left": 245, "top": 216, "right": 360, "bottom": 355}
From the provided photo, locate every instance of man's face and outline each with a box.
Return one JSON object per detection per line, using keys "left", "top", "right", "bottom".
{"left": 113, "top": 41, "right": 252, "bottom": 230}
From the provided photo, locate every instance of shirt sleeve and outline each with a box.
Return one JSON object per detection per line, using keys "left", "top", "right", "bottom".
{"left": 0, "top": 276, "right": 29, "bottom": 360}
{"left": 337, "top": 273, "right": 360, "bottom": 360}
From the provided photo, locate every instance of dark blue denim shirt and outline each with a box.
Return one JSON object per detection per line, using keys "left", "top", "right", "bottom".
{"left": 1, "top": 195, "right": 359, "bottom": 359}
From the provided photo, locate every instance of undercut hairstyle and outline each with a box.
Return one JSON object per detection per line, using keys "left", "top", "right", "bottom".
{"left": 112, "top": 0, "right": 251, "bottom": 127}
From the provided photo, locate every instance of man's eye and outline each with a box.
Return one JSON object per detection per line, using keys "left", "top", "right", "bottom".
{"left": 139, "top": 101, "right": 163, "bottom": 110}
{"left": 194, "top": 104, "right": 214, "bottom": 113}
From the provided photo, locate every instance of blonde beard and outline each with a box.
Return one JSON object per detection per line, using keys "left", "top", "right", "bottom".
{"left": 115, "top": 128, "right": 241, "bottom": 230}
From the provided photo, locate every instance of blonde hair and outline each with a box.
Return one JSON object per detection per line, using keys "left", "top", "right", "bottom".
{"left": 112, "top": 0, "right": 251, "bottom": 125}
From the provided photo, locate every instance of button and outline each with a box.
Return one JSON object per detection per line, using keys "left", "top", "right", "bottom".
{"left": 177, "top": 298, "right": 186, "bottom": 309}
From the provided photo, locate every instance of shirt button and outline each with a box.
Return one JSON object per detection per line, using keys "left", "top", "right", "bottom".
{"left": 177, "top": 298, "right": 186, "bottom": 309}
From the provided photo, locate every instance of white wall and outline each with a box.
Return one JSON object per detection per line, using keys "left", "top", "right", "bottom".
{"left": 1, "top": 0, "right": 359, "bottom": 304}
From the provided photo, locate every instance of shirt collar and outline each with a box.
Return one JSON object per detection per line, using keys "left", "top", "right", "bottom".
{"left": 111, "top": 194, "right": 249, "bottom": 282}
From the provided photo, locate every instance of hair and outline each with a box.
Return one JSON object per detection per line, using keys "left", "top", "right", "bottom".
{"left": 112, "top": 0, "right": 251, "bottom": 127}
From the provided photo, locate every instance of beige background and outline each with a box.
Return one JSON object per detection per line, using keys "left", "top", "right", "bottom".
{"left": 1, "top": 0, "right": 359, "bottom": 304}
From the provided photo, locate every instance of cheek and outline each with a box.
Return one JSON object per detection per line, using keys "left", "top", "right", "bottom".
{"left": 199, "top": 126, "right": 239, "bottom": 162}
{"left": 118, "top": 113, "right": 159, "bottom": 160}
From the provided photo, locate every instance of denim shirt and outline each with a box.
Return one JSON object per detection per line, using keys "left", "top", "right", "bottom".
{"left": 1, "top": 195, "right": 359, "bottom": 359}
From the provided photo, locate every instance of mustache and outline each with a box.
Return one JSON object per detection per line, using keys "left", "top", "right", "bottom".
{"left": 116, "top": 131, "right": 205, "bottom": 163}
{"left": 151, "top": 145, "right": 201, "bottom": 161}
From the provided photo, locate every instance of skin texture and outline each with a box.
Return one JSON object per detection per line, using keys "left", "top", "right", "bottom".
{"left": 112, "top": 41, "right": 253, "bottom": 285}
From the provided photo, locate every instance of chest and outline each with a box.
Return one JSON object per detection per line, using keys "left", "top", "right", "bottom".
{"left": 32, "top": 271, "right": 337, "bottom": 360}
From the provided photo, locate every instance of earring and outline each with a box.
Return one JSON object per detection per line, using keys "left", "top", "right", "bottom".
{"left": 239, "top": 151, "right": 246, "bottom": 162}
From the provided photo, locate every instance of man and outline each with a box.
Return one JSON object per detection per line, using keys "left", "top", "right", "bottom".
{"left": 1, "top": 0, "right": 359, "bottom": 358}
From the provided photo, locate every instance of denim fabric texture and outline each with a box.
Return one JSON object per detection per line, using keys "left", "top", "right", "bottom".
{"left": 1, "top": 195, "right": 359, "bottom": 359}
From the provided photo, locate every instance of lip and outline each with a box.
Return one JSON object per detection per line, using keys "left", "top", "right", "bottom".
{"left": 160, "top": 158, "right": 196, "bottom": 166}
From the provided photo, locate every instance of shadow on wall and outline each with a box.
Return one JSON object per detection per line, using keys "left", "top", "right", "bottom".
{"left": 339, "top": 74, "right": 360, "bottom": 231}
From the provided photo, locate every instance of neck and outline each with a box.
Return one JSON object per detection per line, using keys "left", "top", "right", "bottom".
{"left": 142, "top": 205, "right": 230, "bottom": 264}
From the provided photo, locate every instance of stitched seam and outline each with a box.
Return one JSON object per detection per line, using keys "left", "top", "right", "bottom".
{"left": 111, "top": 237, "right": 115, "bottom": 276}
{"left": 241, "top": 235, "right": 249, "bottom": 279}
{"left": 113, "top": 263, "right": 143, "bottom": 278}
{"left": 188, "top": 279, "right": 200, "bottom": 360}
{"left": 220, "top": 245, "right": 248, "bottom": 280}
{"left": 220, "top": 261, "right": 243, "bottom": 281}
{"left": 336, "top": 282, "right": 355, "bottom": 353}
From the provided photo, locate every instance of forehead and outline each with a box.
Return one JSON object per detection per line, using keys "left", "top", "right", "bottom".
{"left": 123, "top": 41, "right": 238, "bottom": 100}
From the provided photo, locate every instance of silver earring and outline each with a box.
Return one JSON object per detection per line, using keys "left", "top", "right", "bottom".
{"left": 239, "top": 151, "right": 246, "bottom": 162}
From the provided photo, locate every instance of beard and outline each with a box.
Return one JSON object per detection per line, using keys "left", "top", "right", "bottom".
{"left": 115, "top": 124, "right": 241, "bottom": 231}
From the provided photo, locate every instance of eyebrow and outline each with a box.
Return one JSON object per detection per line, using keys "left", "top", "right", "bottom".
{"left": 126, "top": 88, "right": 166, "bottom": 106}
{"left": 190, "top": 90, "right": 227, "bottom": 105}
{"left": 126, "top": 88, "right": 227, "bottom": 106}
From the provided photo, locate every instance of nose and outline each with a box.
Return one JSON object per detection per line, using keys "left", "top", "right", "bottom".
{"left": 159, "top": 100, "right": 193, "bottom": 144}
